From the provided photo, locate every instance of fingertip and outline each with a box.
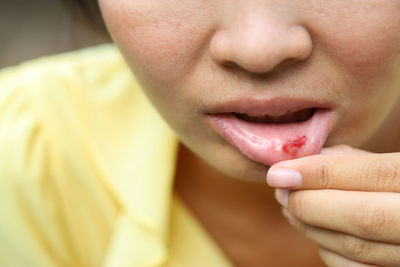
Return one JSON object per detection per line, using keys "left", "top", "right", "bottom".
{"left": 266, "top": 168, "right": 303, "bottom": 188}
{"left": 275, "top": 189, "right": 289, "bottom": 208}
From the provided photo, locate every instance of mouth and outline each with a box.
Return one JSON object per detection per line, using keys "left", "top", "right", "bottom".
{"left": 207, "top": 99, "right": 334, "bottom": 166}
{"left": 233, "top": 108, "right": 316, "bottom": 124}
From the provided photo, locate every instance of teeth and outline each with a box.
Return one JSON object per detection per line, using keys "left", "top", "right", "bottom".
{"left": 235, "top": 108, "right": 316, "bottom": 124}
{"left": 243, "top": 111, "right": 288, "bottom": 118}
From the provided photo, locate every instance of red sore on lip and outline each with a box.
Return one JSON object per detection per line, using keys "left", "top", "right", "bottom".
{"left": 282, "top": 135, "right": 308, "bottom": 156}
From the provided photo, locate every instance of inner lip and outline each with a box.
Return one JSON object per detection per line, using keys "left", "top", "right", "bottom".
{"left": 233, "top": 108, "right": 317, "bottom": 124}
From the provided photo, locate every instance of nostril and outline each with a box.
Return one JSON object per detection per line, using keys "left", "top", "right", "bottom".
{"left": 288, "top": 25, "right": 313, "bottom": 60}
{"left": 281, "top": 58, "right": 297, "bottom": 66}
{"left": 221, "top": 60, "right": 239, "bottom": 70}
{"left": 210, "top": 20, "right": 313, "bottom": 75}
{"left": 209, "top": 30, "right": 233, "bottom": 65}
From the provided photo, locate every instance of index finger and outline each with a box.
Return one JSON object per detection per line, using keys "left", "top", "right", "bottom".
{"left": 266, "top": 152, "right": 400, "bottom": 192}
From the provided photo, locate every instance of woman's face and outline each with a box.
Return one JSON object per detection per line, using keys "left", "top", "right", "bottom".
{"left": 99, "top": 0, "right": 400, "bottom": 181}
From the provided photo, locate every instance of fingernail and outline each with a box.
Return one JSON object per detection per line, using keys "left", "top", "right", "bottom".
{"left": 275, "top": 189, "right": 289, "bottom": 207}
{"left": 266, "top": 168, "right": 302, "bottom": 188}
{"left": 282, "top": 208, "right": 297, "bottom": 225}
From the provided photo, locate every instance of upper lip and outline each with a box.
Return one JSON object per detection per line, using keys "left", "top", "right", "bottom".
{"left": 207, "top": 97, "right": 332, "bottom": 117}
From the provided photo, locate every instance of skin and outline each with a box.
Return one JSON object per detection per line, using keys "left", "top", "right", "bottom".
{"left": 98, "top": 0, "right": 400, "bottom": 266}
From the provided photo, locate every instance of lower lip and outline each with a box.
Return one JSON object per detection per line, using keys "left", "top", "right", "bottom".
{"left": 207, "top": 109, "right": 333, "bottom": 166}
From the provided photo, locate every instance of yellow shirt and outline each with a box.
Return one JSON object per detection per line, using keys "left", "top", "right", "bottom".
{"left": 0, "top": 45, "right": 233, "bottom": 267}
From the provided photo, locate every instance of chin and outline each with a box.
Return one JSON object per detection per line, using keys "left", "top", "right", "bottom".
{"left": 202, "top": 148, "right": 271, "bottom": 183}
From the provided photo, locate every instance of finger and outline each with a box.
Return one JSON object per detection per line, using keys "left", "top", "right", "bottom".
{"left": 320, "top": 144, "right": 371, "bottom": 156}
{"left": 283, "top": 208, "right": 400, "bottom": 266}
{"left": 318, "top": 247, "right": 380, "bottom": 267}
{"left": 267, "top": 150, "right": 400, "bottom": 192}
{"left": 287, "top": 189, "right": 400, "bottom": 243}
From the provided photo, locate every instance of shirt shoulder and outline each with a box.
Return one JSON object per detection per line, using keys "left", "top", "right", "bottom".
{"left": 0, "top": 44, "right": 180, "bottom": 267}
{"left": 0, "top": 44, "right": 131, "bottom": 266}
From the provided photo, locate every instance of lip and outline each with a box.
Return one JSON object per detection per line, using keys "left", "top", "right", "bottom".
{"left": 208, "top": 97, "right": 331, "bottom": 117}
{"left": 206, "top": 97, "right": 334, "bottom": 166}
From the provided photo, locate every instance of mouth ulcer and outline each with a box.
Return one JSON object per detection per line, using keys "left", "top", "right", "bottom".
{"left": 208, "top": 101, "right": 334, "bottom": 166}
{"left": 233, "top": 108, "right": 316, "bottom": 124}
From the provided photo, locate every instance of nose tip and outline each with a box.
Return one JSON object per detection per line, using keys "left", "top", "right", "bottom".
{"left": 210, "top": 23, "right": 312, "bottom": 74}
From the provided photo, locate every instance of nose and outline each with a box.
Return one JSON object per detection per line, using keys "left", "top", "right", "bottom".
{"left": 210, "top": 14, "right": 312, "bottom": 74}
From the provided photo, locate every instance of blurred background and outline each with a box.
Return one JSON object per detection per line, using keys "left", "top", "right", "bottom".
{"left": 0, "top": 0, "right": 110, "bottom": 68}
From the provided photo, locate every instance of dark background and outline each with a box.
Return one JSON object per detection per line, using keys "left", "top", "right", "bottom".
{"left": 0, "top": 0, "right": 110, "bottom": 68}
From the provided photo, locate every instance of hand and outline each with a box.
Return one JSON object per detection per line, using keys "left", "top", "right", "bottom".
{"left": 266, "top": 145, "right": 400, "bottom": 267}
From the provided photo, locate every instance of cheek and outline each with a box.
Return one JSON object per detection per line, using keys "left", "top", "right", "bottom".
{"left": 308, "top": 1, "right": 400, "bottom": 82}
{"left": 302, "top": 1, "right": 400, "bottom": 146}
{"left": 99, "top": 0, "right": 215, "bottom": 84}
